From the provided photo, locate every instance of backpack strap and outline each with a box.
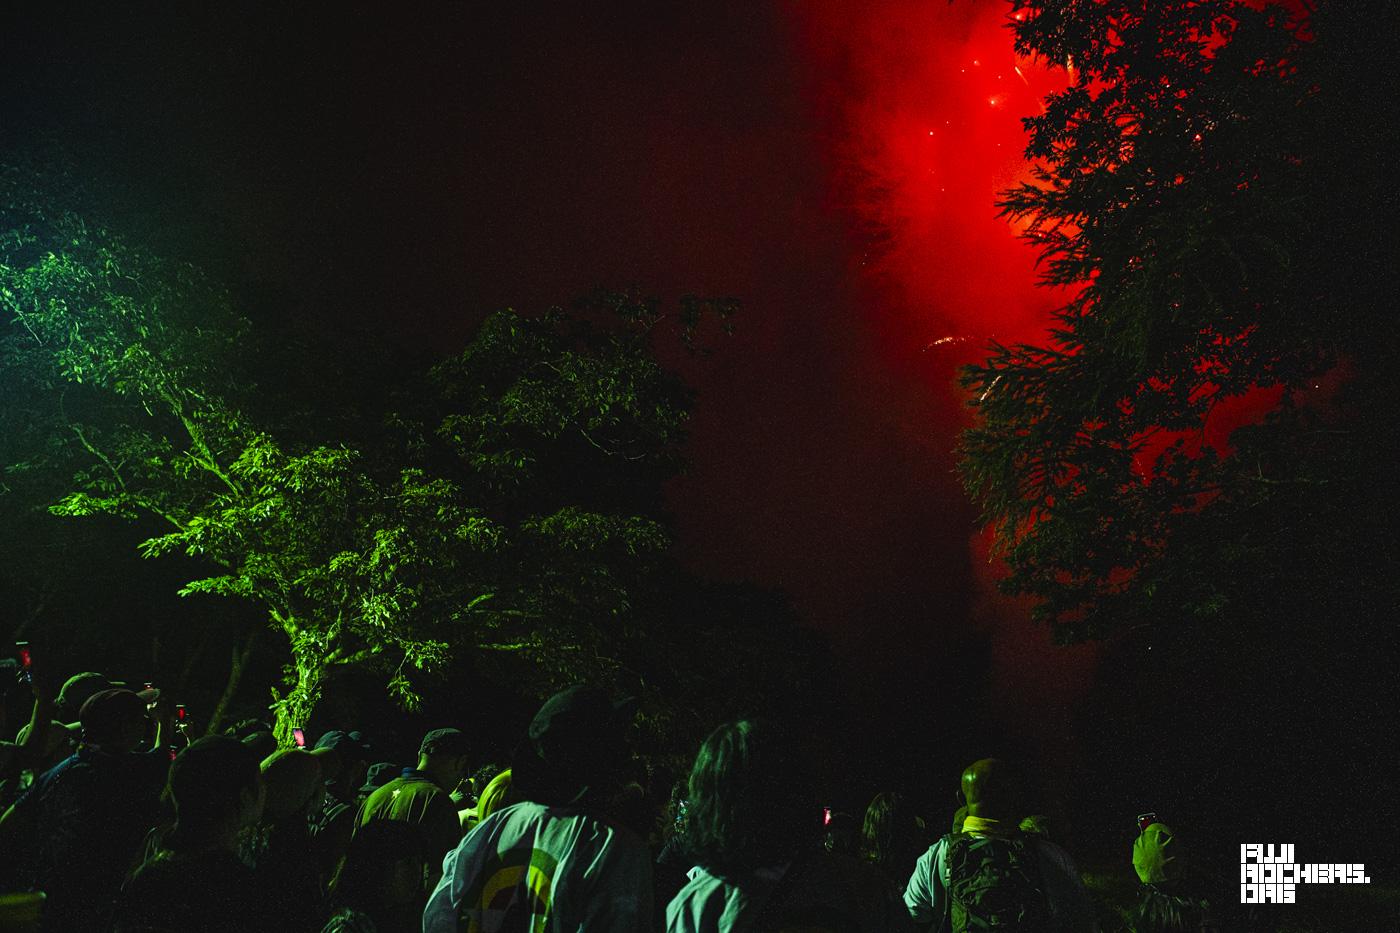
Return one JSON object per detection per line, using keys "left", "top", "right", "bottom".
{"left": 937, "top": 834, "right": 961, "bottom": 933}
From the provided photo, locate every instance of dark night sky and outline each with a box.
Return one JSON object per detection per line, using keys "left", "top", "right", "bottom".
{"left": 1, "top": 2, "right": 1098, "bottom": 763}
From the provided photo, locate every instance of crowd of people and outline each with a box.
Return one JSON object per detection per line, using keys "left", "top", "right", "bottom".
{"left": 0, "top": 659, "right": 1229, "bottom": 932}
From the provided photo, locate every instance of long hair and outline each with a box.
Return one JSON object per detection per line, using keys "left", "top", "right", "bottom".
{"left": 859, "top": 791, "right": 927, "bottom": 884}
{"left": 684, "top": 719, "right": 814, "bottom": 877}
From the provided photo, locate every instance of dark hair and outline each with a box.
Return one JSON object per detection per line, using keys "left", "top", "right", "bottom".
{"left": 685, "top": 719, "right": 813, "bottom": 877}
{"left": 860, "top": 791, "right": 927, "bottom": 882}
{"left": 470, "top": 762, "right": 504, "bottom": 793}
{"left": 165, "top": 735, "right": 262, "bottom": 850}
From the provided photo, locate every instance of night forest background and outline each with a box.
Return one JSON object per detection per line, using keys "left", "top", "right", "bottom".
{"left": 2, "top": 0, "right": 1397, "bottom": 915}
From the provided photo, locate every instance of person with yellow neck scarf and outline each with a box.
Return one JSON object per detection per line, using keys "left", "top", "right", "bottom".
{"left": 903, "top": 759, "right": 1097, "bottom": 932}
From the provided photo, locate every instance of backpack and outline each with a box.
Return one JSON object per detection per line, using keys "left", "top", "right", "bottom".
{"left": 945, "top": 832, "right": 1055, "bottom": 932}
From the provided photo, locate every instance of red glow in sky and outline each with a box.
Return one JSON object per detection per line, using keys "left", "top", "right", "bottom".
{"left": 787, "top": 1, "right": 1098, "bottom": 727}
{"left": 790, "top": 1, "right": 1070, "bottom": 350}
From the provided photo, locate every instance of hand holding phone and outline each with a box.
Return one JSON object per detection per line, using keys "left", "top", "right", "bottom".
{"left": 173, "top": 704, "right": 191, "bottom": 738}
{"left": 15, "top": 642, "right": 33, "bottom": 685}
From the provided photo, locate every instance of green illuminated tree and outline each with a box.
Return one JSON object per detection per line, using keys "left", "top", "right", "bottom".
{"left": 1, "top": 166, "right": 727, "bottom": 741}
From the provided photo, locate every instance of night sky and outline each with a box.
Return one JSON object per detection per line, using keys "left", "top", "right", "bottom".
{"left": 2, "top": 3, "right": 1099, "bottom": 767}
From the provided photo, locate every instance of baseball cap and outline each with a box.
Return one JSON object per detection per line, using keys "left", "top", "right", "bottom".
{"left": 58, "top": 672, "right": 113, "bottom": 714}
{"left": 359, "top": 761, "right": 401, "bottom": 795}
{"left": 419, "top": 728, "right": 470, "bottom": 757}
{"left": 315, "top": 729, "right": 371, "bottom": 759}
{"left": 512, "top": 685, "right": 637, "bottom": 806}
{"left": 78, "top": 688, "right": 147, "bottom": 746}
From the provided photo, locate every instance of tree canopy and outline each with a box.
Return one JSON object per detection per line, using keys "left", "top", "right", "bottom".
{"left": 959, "top": 0, "right": 1398, "bottom": 643}
{"left": 956, "top": 0, "right": 1400, "bottom": 854}
{"left": 1, "top": 164, "right": 789, "bottom": 744}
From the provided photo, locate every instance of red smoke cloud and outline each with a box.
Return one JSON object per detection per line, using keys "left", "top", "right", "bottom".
{"left": 784, "top": 1, "right": 1100, "bottom": 742}
{"left": 789, "top": 0, "right": 1070, "bottom": 348}
{"left": 782, "top": 2, "right": 1309, "bottom": 747}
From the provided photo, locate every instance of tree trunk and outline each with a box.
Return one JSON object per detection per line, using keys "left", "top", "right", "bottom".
{"left": 204, "top": 626, "right": 261, "bottom": 736}
{"left": 271, "top": 640, "right": 325, "bottom": 749}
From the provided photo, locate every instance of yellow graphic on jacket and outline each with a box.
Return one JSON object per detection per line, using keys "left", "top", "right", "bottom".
{"left": 462, "top": 846, "right": 559, "bottom": 933}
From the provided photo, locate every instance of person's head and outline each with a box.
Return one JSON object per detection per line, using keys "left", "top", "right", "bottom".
{"left": 316, "top": 730, "right": 371, "bottom": 796}
{"left": 417, "top": 728, "right": 471, "bottom": 789}
{"left": 1018, "top": 813, "right": 1055, "bottom": 841}
{"left": 959, "top": 758, "right": 1019, "bottom": 821}
{"left": 358, "top": 761, "right": 401, "bottom": 802}
{"left": 331, "top": 819, "right": 429, "bottom": 916}
{"left": 16, "top": 719, "right": 77, "bottom": 770}
{"left": 259, "top": 748, "right": 324, "bottom": 822}
{"left": 57, "top": 672, "right": 114, "bottom": 720}
{"left": 667, "top": 777, "right": 690, "bottom": 837}
{"left": 824, "top": 811, "right": 858, "bottom": 855}
{"left": 861, "top": 791, "right": 928, "bottom": 875}
{"left": 685, "top": 719, "right": 815, "bottom": 875}
{"left": 1134, "top": 821, "right": 1185, "bottom": 886}
{"left": 467, "top": 762, "right": 504, "bottom": 802}
{"left": 78, "top": 688, "right": 148, "bottom": 752}
{"left": 474, "top": 768, "right": 516, "bottom": 823}
{"left": 512, "top": 685, "right": 637, "bottom": 808}
{"left": 167, "top": 735, "right": 264, "bottom": 850}
{"left": 310, "top": 745, "right": 345, "bottom": 788}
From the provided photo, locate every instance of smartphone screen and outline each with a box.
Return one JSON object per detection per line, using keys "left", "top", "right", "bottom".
{"left": 175, "top": 705, "right": 187, "bottom": 722}
{"left": 823, "top": 807, "right": 832, "bottom": 826}
{"left": 15, "top": 643, "right": 33, "bottom": 684}
{"left": 292, "top": 727, "right": 306, "bottom": 748}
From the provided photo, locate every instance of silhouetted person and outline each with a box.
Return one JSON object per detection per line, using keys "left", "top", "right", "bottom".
{"left": 667, "top": 719, "right": 910, "bottom": 933}
{"left": 0, "top": 660, "right": 56, "bottom": 788}
{"left": 322, "top": 819, "right": 430, "bottom": 933}
{"left": 311, "top": 730, "right": 373, "bottom": 891}
{"left": 358, "top": 727, "right": 470, "bottom": 885}
{"left": 114, "top": 735, "right": 271, "bottom": 932}
{"left": 861, "top": 791, "right": 930, "bottom": 892}
{"left": 1128, "top": 817, "right": 1226, "bottom": 933}
{"left": 314, "top": 729, "right": 372, "bottom": 816}
{"left": 462, "top": 766, "right": 516, "bottom": 831}
{"left": 0, "top": 688, "right": 171, "bottom": 931}
{"left": 358, "top": 760, "right": 402, "bottom": 804}
{"left": 654, "top": 778, "right": 696, "bottom": 919}
{"left": 825, "top": 811, "right": 859, "bottom": 856}
{"left": 904, "top": 758, "right": 1095, "bottom": 932}
{"left": 249, "top": 748, "right": 326, "bottom": 929}
{"left": 423, "top": 685, "right": 653, "bottom": 932}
